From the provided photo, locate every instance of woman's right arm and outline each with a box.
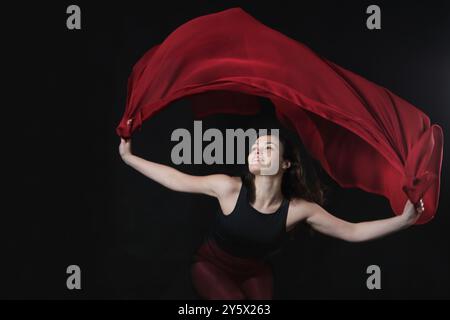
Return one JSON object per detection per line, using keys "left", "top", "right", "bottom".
{"left": 119, "top": 138, "right": 237, "bottom": 198}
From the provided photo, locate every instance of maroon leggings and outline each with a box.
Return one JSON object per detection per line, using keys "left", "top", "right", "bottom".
{"left": 191, "top": 239, "right": 273, "bottom": 300}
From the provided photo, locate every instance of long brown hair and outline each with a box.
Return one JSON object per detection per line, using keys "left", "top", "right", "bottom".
{"left": 242, "top": 130, "right": 329, "bottom": 206}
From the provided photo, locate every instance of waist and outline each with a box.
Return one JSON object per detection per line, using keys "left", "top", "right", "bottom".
{"left": 197, "top": 236, "right": 269, "bottom": 266}
{"left": 207, "top": 229, "right": 285, "bottom": 259}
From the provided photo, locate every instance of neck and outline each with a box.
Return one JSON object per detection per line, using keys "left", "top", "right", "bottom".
{"left": 252, "top": 174, "right": 284, "bottom": 209}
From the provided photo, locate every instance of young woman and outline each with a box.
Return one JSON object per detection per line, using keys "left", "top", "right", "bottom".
{"left": 118, "top": 133, "right": 424, "bottom": 300}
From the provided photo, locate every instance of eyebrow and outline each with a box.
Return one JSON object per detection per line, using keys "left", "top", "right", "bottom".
{"left": 252, "top": 142, "right": 277, "bottom": 148}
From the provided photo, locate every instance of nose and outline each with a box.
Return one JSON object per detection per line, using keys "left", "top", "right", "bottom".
{"left": 255, "top": 147, "right": 261, "bottom": 157}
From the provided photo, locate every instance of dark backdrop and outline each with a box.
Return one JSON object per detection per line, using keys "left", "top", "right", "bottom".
{"left": 5, "top": 1, "right": 450, "bottom": 299}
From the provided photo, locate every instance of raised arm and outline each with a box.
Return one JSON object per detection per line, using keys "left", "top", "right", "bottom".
{"left": 297, "top": 198, "right": 424, "bottom": 242}
{"left": 119, "top": 138, "right": 235, "bottom": 197}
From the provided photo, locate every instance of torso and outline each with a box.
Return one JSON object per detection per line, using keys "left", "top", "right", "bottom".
{"left": 216, "top": 178, "right": 310, "bottom": 233}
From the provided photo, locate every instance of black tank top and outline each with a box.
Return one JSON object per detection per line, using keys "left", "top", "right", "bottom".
{"left": 206, "top": 177, "right": 290, "bottom": 260}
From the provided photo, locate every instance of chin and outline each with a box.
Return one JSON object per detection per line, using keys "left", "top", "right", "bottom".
{"left": 248, "top": 164, "right": 261, "bottom": 175}
{"left": 249, "top": 164, "right": 282, "bottom": 176}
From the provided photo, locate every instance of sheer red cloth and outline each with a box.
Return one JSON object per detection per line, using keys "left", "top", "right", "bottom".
{"left": 116, "top": 7, "right": 443, "bottom": 224}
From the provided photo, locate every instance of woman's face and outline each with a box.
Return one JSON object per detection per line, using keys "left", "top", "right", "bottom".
{"left": 248, "top": 135, "right": 289, "bottom": 176}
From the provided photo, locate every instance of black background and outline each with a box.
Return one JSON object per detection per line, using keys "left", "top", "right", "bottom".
{"left": 5, "top": 1, "right": 450, "bottom": 299}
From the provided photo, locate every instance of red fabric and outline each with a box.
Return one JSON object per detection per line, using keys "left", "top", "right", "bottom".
{"left": 116, "top": 7, "right": 443, "bottom": 224}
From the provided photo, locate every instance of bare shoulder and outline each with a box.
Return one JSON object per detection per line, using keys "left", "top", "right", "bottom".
{"left": 205, "top": 174, "right": 241, "bottom": 198}
{"left": 291, "top": 197, "right": 316, "bottom": 213}
{"left": 287, "top": 197, "right": 317, "bottom": 224}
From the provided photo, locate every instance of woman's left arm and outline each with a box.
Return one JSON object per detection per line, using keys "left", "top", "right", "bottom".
{"left": 304, "top": 199, "right": 425, "bottom": 242}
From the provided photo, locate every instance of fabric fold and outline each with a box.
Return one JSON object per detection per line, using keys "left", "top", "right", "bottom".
{"left": 116, "top": 7, "right": 443, "bottom": 224}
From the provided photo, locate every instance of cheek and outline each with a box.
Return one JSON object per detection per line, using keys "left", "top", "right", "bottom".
{"left": 271, "top": 151, "right": 281, "bottom": 162}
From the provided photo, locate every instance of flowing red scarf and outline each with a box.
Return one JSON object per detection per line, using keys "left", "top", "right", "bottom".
{"left": 117, "top": 7, "right": 443, "bottom": 224}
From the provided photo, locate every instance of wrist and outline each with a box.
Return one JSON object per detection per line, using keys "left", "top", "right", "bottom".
{"left": 121, "top": 153, "right": 134, "bottom": 164}
{"left": 400, "top": 212, "right": 416, "bottom": 228}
